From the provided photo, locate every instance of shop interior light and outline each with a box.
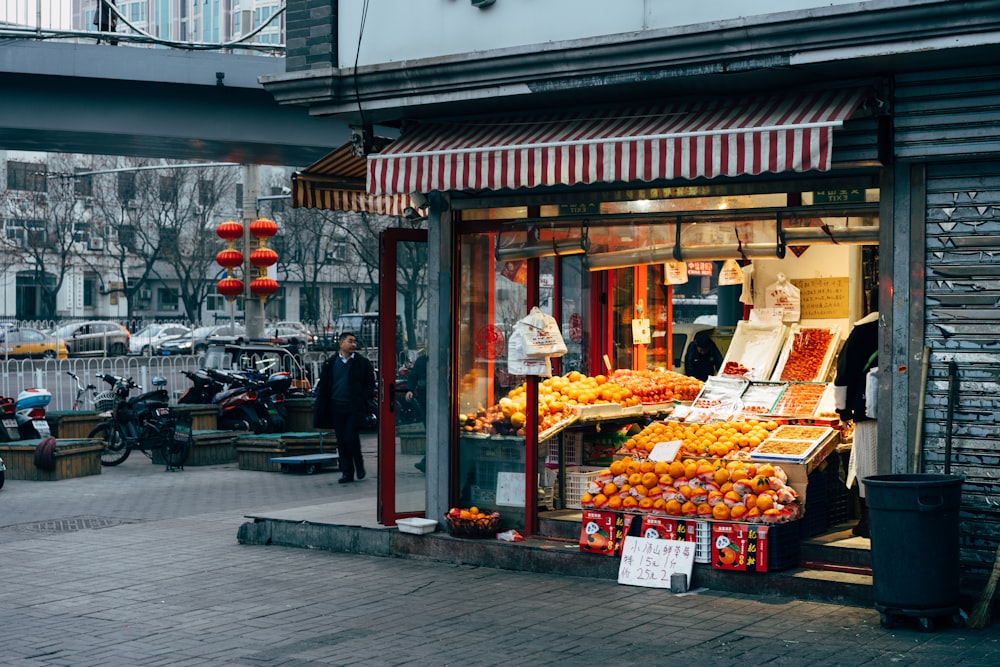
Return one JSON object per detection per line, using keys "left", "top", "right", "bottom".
{"left": 496, "top": 237, "right": 588, "bottom": 261}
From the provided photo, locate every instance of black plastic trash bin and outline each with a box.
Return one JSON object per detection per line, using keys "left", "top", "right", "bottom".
{"left": 863, "top": 473, "right": 963, "bottom": 629}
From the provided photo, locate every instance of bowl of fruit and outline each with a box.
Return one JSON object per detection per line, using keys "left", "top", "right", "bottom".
{"left": 444, "top": 507, "right": 501, "bottom": 539}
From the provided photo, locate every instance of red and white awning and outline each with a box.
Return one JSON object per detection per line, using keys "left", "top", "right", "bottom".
{"left": 292, "top": 142, "right": 413, "bottom": 215}
{"left": 368, "top": 88, "right": 869, "bottom": 195}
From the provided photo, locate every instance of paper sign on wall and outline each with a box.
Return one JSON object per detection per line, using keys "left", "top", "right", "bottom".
{"left": 631, "top": 318, "right": 651, "bottom": 345}
{"left": 496, "top": 472, "right": 525, "bottom": 507}
{"left": 617, "top": 536, "right": 696, "bottom": 589}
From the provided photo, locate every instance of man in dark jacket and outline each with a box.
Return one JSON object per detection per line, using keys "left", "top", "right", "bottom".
{"left": 314, "top": 332, "right": 376, "bottom": 483}
{"left": 684, "top": 331, "right": 723, "bottom": 381}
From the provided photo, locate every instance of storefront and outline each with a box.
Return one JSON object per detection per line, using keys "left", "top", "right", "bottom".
{"left": 365, "top": 85, "right": 884, "bottom": 543}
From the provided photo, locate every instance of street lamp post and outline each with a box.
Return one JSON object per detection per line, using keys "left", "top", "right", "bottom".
{"left": 242, "top": 165, "right": 264, "bottom": 339}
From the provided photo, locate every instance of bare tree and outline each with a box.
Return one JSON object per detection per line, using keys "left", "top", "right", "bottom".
{"left": 0, "top": 154, "right": 83, "bottom": 320}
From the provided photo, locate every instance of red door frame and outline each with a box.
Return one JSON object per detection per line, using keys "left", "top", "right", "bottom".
{"left": 377, "top": 227, "right": 428, "bottom": 526}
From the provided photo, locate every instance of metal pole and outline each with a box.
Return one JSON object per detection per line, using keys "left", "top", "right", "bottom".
{"left": 243, "top": 164, "right": 264, "bottom": 340}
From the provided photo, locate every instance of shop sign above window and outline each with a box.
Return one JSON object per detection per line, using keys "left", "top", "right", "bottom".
{"left": 687, "top": 261, "right": 714, "bottom": 277}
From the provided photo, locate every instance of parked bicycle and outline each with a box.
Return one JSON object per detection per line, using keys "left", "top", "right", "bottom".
{"left": 67, "top": 371, "right": 100, "bottom": 410}
{"left": 86, "top": 373, "right": 191, "bottom": 470}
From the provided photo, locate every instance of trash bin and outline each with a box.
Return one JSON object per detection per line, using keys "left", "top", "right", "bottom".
{"left": 863, "top": 473, "right": 963, "bottom": 627}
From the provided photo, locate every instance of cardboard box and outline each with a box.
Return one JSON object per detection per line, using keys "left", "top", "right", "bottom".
{"left": 710, "top": 521, "right": 801, "bottom": 572}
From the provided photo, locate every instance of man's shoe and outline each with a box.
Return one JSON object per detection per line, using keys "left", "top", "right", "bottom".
{"left": 357, "top": 467, "right": 366, "bottom": 480}
{"left": 338, "top": 477, "right": 354, "bottom": 484}
{"left": 415, "top": 459, "right": 426, "bottom": 473}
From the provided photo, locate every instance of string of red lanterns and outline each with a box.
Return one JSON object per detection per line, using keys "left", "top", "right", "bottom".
{"left": 215, "top": 218, "right": 281, "bottom": 306}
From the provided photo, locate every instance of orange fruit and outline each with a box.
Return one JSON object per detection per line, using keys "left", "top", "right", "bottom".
{"left": 743, "top": 494, "right": 757, "bottom": 511}
{"left": 628, "top": 473, "right": 643, "bottom": 486}
{"left": 756, "top": 494, "right": 775, "bottom": 511}
{"left": 622, "top": 496, "right": 639, "bottom": 509}
{"left": 602, "top": 482, "right": 618, "bottom": 496}
{"left": 714, "top": 468, "right": 730, "bottom": 485}
{"left": 593, "top": 493, "right": 608, "bottom": 508}
{"left": 634, "top": 484, "right": 649, "bottom": 497}
{"left": 639, "top": 461, "right": 655, "bottom": 474}
{"left": 653, "top": 498, "right": 667, "bottom": 512}
{"left": 609, "top": 460, "right": 626, "bottom": 476}
{"left": 730, "top": 504, "right": 747, "bottom": 520}
{"left": 665, "top": 499, "right": 682, "bottom": 515}
{"left": 460, "top": 510, "right": 472, "bottom": 519}
{"left": 681, "top": 501, "right": 697, "bottom": 516}
{"left": 713, "top": 504, "right": 732, "bottom": 520}
{"left": 641, "top": 472, "right": 658, "bottom": 488}
{"left": 751, "top": 475, "right": 771, "bottom": 493}
{"left": 653, "top": 461, "right": 670, "bottom": 475}
{"left": 607, "top": 495, "right": 622, "bottom": 510}
{"left": 658, "top": 474, "right": 674, "bottom": 487}
{"left": 580, "top": 493, "right": 593, "bottom": 505}
{"left": 668, "top": 461, "right": 686, "bottom": 478}
{"left": 638, "top": 497, "right": 655, "bottom": 511}
{"left": 697, "top": 503, "right": 713, "bottom": 516}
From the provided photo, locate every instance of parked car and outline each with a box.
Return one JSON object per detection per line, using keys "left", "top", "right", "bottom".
{"left": 52, "top": 321, "right": 130, "bottom": 356}
{"left": 203, "top": 342, "right": 312, "bottom": 392}
{"left": 0, "top": 327, "right": 69, "bottom": 359}
{"left": 264, "top": 322, "right": 315, "bottom": 351}
{"left": 129, "top": 323, "right": 192, "bottom": 356}
{"left": 157, "top": 323, "right": 245, "bottom": 355}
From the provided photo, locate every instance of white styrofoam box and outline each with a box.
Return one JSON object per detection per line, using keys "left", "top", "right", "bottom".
{"left": 396, "top": 517, "right": 438, "bottom": 535}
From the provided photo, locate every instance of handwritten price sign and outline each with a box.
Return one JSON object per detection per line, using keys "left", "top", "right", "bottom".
{"left": 617, "top": 536, "right": 695, "bottom": 589}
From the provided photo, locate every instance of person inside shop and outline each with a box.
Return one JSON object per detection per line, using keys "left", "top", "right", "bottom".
{"left": 313, "top": 331, "right": 376, "bottom": 484}
{"left": 684, "top": 331, "right": 723, "bottom": 381}
{"left": 834, "top": 308, "right": 879, "bottom": 537}
{"left": 407, "top": 349, "right": 429, "bottom": 473}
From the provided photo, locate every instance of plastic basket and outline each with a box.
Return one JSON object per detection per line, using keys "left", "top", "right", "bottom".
{"left": 547, "top": 430, "right": 584, "bottom": 466}
{"left": 564, "top": 466, "right": 604, "bottom": 509}
{"left": 94, "top": 391, "right": 118, "bottom": 412}
{"left": 444, "top": 513, "right": 501, "bottom": 539}
{"left": 695, "top": 520, "right": 711, "bottom": 564}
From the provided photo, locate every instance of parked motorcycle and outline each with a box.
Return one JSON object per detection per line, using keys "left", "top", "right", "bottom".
{"left": 16, "top": 388, "right": 51, "bottom": 439}
{"left": 177, "top": 369, "right": 224, "bottom": 405}
{"left": 203, "top": 368, "right": 290, "bottom": 434}
{"left": 88, "top": 373, "right": 188, "bottom": 468}
{"left": 0, "top": 395, "right": 20, "bottom": 441}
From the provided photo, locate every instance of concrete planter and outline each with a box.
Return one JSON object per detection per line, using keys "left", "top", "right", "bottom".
{"left": 235, "top": 431, "right": 337, "bottom": 472}
{"left": 0, "top": 438, "right": 103, "bottom": 481}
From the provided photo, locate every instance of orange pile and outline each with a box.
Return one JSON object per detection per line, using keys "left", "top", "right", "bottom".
{"left": 619, "top": 419, "right": 778, "bottom": 459}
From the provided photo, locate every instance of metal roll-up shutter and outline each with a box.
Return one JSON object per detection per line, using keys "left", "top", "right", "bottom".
{"left": 896, "top": 65, "right": 1000, "bottom": 160}
{"left": 924, "top": 160, "right": 1000, "bottom": 569}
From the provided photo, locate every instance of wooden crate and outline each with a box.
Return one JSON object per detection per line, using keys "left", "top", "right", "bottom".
{"left": 151, "top": 430, "right": 238, "bottom": 466}
{"left": 0, "top": 438, "right": 103, "bottom": 481}
{"left": 398, "top": 423, "right": 426, "bottom": 455}
{"left": 235, "top": 431, "right": 337, "bottom": 472}
{"left": 45, "top": 411, "right": 103, "bottom": 439}
{"left": 170, "top": 404, "right": 221, "bottom": 432}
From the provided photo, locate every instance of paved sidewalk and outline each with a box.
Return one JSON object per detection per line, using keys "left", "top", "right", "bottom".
{"left": 1, "top": 436, "right": 999, "bottom": 665}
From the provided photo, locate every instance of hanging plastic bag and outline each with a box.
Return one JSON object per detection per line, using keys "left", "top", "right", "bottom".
{"left": 718, "top": 258, "right": 744, "bottom": 286}
{"left": 864, "top": 366, "right": 878, "bottom": 418}
{"left": 664, "top": 260, "right": 688, "bottom": 285}
{"left": 516, "top": 307, "right": 567, "bottom": 358}
{"left": 507, "top": 327, "right": 551, "bottom": 376}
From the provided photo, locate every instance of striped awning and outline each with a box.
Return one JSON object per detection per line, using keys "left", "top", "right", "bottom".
{"left": 368, "top": 88, "right": 870, "bottom": 195}
{"left": 292, "top": 142, "right": 413, "bottom": 215}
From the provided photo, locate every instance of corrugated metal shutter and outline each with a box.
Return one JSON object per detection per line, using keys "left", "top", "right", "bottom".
{"left": 923, "top": 160, "right": 1000, "bottom": 568}
{"left": 896, "top": 65, "right": 1000, "bottom": 160}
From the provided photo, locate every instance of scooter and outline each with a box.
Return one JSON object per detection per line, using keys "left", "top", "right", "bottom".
{"left": 16, "top": 388, "right": 51, "bottom": 439}
{"left": 205, "top": 368, "right": 263, "bottom": 432}
{"left": 177, "top": 369, "right": 225, "bottom": 405}
{"left": 0, "top": 395, "right": 20, "bottom": 441}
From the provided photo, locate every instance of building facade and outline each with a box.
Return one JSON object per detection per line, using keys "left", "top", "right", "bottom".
{"left": 263, "top": 0, "right": 1000, "bottom": 572}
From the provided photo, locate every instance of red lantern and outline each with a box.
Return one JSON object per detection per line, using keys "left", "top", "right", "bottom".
{"left": 250, "top": 277, "right": 279, "bottom": 301}
{"left": 216, "top": 220, "right": 244, "bottom": 242}
{"left": 249, "top": 247, "right": 278, "bottom": 268}
{"left": 216, "top": 277, "right": 244, "bottom": 299}
{"left": 250, "top": 217, "right": 278, "bottom": 239}
{"left": 216, "top": 248, "right": 244, "bottom": 269}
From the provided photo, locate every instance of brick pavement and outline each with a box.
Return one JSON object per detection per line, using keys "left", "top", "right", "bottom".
{"left": 1, "top": 436, "right": 999, "bottom": 665}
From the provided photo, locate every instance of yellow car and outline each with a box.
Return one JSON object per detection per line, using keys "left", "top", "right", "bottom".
{"left": 0, "top": 327, "right": 69, "bottom": 359}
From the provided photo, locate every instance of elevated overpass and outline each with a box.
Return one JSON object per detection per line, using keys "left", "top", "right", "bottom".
{"left": 0, "top": 41, "right": 344, "bottom": 166}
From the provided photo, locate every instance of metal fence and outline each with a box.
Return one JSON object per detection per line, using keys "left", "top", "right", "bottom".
{"left": 1, "top": 352, "right": 333, "bottom": 411}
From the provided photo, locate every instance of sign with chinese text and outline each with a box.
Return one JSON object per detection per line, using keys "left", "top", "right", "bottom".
{"left": 579, "top": 510, "right": 633, "bottom": 556}
{"left": 617, "top": 536, "right": 695, "bottom": 589}
{"left": 791, "top": 277, "right": 850, "bottom": 319}
{"left": 711, "top": 522, "right": 770, "bottom": 572}
{"left": 687, "top": 261, "right": 714, "bottom": 277}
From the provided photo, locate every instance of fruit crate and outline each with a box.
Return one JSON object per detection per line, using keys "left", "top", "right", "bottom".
{"left": 564, "top": 466, "right": 604, "bottom": 509}
{"left": 547, "top": 430, "right": 584, "bottom": 466}
{"left": 695, "top": 520, "right": 711, "bottom": 564}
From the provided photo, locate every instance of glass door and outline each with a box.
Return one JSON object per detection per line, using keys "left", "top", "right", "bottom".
{"left": 377, "top": 228, "right": 428, "bottom": 525}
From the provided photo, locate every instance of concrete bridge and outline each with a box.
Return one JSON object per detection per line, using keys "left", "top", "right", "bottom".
{"left": 0, "top": 40, "right": 344, "bottom": 166}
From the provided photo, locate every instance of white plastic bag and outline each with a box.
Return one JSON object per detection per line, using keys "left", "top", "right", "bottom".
{"left": 507, "top": 326, "right": 552, "bottom": 377}
{"left": 864, "top": 366, "right": 878, "bottom": 418}
{"left": 516, "top": 307, "right": 567, "bottom": 358}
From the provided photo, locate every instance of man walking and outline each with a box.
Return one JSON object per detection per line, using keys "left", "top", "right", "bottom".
{"left": 314, "top": 332, "right": 376, "bottom": 484}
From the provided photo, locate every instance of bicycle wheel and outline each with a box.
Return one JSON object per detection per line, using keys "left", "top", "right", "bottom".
{"left": 89, "top": 422, "right": 131, "bottom": 466}
{"left": 162, "top": 424, "right": 190, "bottom": 469}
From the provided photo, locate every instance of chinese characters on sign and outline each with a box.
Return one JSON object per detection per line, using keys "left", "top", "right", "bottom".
{"left": 617, "top": 536, "right": 695, "bottom": 589}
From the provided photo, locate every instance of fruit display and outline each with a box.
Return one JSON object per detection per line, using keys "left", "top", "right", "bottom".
{"left": 722, "top": 360, "right": 751, "bottom": 376}
{"left": 609, "top": 368, "right": 703, "bottom": 403}
{"left": 772, "top": 382, "right": 828, "bottom": 416}
{"left": 617, "top": 419, "right": 778, "bottom": 459}
{"left": 738, "top": 382, "right": 786, "bottom": 415}
{"left": 720, "top": 321, "right": 787, "bottom": 380}
{"left": 458, "top": 370, "right": 638, "bottom": 437}
{"left": 751, "top": 423, "right": 838, "bottom": 463}
{"left": 445, "top": 506, "right": 502, "bottom": 538}
{"left": 578, "top": 456, "right": 801, "bottom": 523}
{"left": 774, "top": 327, "right": 838, "bottom": 382}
